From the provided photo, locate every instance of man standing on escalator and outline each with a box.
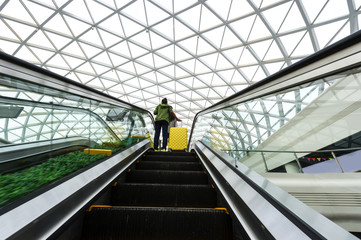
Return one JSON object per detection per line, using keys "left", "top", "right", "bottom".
{"left": 153, "top": 98, "right": 181, "bottom": 151}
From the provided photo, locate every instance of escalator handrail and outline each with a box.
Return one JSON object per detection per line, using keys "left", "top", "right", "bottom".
{"left": 194, "top": 141, "right": 358, "bottom": 240}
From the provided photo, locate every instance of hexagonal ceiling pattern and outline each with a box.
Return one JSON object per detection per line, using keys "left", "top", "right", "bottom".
{"left": 0, "top": 0, "right": 360, "bottom": 130}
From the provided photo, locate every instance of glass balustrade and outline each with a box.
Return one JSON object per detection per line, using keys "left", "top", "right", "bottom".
{"left": 0, "top": 73, "right": 154, "bottom": 208}
{"left": 190, "top": 66, "right": 361, "bottom": 174}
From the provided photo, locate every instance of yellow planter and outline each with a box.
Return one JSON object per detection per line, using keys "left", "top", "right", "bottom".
{"left": 83, "top": 148, "right": 112, "bottom": 156}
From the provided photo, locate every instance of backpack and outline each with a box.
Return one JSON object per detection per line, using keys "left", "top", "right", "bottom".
{"left": 168, "top": 106, "right": 175, "bottom": 121}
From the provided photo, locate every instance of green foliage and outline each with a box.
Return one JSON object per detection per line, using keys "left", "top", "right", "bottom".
{"left": 94, "top": 136, "right": 142, "bottom": 152}
{"left": 0, "top": 151, "right": 104, "bottom": 208}
{"left": 0, "top": 136, "right": 144, "bottom": 209}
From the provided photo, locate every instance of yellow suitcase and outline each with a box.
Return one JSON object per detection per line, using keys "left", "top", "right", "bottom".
{"left": 168, "top": 127, "right": 187, "bottom": 151}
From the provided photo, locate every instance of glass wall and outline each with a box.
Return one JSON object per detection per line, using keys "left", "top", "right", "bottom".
{"left": 0, "top": 73, "right": 153, "bottom": 208}
{"left": 190, "top": 67, "right": 361, "bottom": 174}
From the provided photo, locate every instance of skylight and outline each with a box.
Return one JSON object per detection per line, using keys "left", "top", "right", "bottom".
{"left": 0, "top": 0, "right": 360, "bottom": 134}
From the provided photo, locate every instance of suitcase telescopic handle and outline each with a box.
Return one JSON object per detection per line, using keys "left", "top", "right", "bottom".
{"left": 175, "top": 120, "right": 182, "bottom": 128}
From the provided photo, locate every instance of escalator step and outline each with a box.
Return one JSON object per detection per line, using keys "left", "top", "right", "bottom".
{"left": 136, "top": 161, "right": 202, "bottom": 171}
{"left": 143, "top": 155, "right": 198, "bottom": 163}
{"left": 111, "top": 183, "right": 217, "bottom": 207}
{"left": 126, "top": 170, "right": 208, "bottom": 185}
{"left": 146, "top": 151, "right": 195, "bottom": 157}
{"left": 82, "top": 206, "right": 232, "bottom": 240}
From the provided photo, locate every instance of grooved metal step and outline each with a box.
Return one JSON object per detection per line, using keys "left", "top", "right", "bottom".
{"left": 83, "top": 206, "right": 232, "bottom": 240}
{"left": 142, "top": 154, "right": 198, "bottom": 163}
{"left": 145, "top": 151, "right": 195, "bottom": 157}
{"left": 136, "top": 161, "right": 202, "bottom": 171}
{"left": 126, "top": 170, "right": 208, "bottom": 185}
{"left": 112, "top": 183, "right": 217, "bottom": 207}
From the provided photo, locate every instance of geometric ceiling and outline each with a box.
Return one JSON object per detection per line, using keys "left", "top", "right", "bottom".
{"left": 0, "top": 0, "right": 360, "bottom": 130}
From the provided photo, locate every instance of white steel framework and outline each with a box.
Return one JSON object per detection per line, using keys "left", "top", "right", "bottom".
{"left": 0, "top": 0, "right": 360, "bottom": 145}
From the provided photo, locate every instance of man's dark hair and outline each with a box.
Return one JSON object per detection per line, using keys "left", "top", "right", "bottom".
{"left": 162, "top": 98, "right": 167, "bottom": 104}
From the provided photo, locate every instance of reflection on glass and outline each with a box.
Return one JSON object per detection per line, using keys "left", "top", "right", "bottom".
{"left": 191, "top": 67, "right": 361, "bottom": 174}
{"left": 0, "top": 74, "right": 153, "bottom": 208}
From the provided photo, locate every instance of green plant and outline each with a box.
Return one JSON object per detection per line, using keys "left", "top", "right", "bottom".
{"left": 95, "top": 136, "right": 142, "bottom": 152}
{"left": 0, "top": 136, "right": 144, "bottom": 209}
{"left": 0, "top": 151, "right": 104, "bottom": 208}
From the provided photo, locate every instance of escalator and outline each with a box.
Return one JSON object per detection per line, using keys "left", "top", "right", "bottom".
{"left": 82, "top": 150, "right": 233, "bottom": 240}
{"left": 1, "top": 143, "right": 357, "bottom": 239}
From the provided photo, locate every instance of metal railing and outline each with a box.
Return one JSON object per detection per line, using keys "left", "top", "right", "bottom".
{"left": 221, "top": 147, "right": 361, "bottom": 173}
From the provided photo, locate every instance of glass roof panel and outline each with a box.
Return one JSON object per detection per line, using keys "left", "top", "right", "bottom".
{"left": 314, "top": 20, "right": 348, "bottom": 48}
{"left": 174, "top": 0, "right": 197, "bottom": 13}
{"left": 114, "top": 0, "right": 133, "bottom": 9}
{"left": 263, "top": 2, "right": 293, "bottom": 32}
{"left": 0, "top": 0, "right": 360, "bottom": 137}
{"left": 122, "top": 0, "right": 146, "bottom": 24}
{"left": 145, "top": 1, "right": 169, "bottom": 26}
{"left": 120, "top": 16, "right": 144, "bottom": 37}
{"left": 206, "top": 0, "right": 232, "bottom": 20}
{"left": 149, "top": 31, "right": 171, "bottom": 49}
{"left": 109, "top": 41, "right": 131, "bottom": 58}
{"left": 197, "top": 37, "right": 215, "bottom": 55}
{"left": 153, "top": 54, "right": 171, "bottom": 68}
{"left": 291, "top": 32, "right": 314, "bottom": 57}
{"left": 248, "top": 16, "right": 271, "bottom": 41}
{"left": 200, "top": 6, "right": 223, "bottom": 31}
{"left": 264, "top": 41, "right": 284, "bottom": 61}
{"left": 279, "top": 3, "right": 306, "bottom": 33}
{"left": 228, "top": 1, "right": 253, "bottom": 20}
{"left": 63, "top": 1, "right": 92, "bottom": 22}
{"left": 199, "top": 53, "right": 217, "bottom": 69}
{"left": 250, "top": 39, "right": 273, "bottom": 60}
{"left": 6, "top": 20, "right": 35, "bottom": 41}
{"left": 174, "top": 19, "right": 194, "bottom": 40}
{"left": 174, "top": 45, "right": 192, "bottom": 62}
{"left": 178, "top": 36, "right": 198, "bottom": 55}
{"left": 137, "top": 53, "right": 154, "bottom": 67}
{"left": 46, "top": 31, "right": 72, "bottom": 49}
{"left": 3, "top": 0, "right": 34, "bottom": 24}
{"left": 98, "top": 29, "right": 122, "bottom": 48}
{"left": 24, "top": 1, "right": 55, "bottom": 25}
{"left": 86, "top": 1, "right": 114, "bottom": 23}
{"left": 216, "top": 54, "right": 233, "bottom": 70}
{"left": 177, "top": 4, "right": 201, "bottom": 31}
{"left": 128, "top": 42, "right": 148, "bottom": 58}
{"left": 98, "top": 15, "right": 124, "bottom": 37}
{"left": 156, "top": 45, "right": 174, "bottom": 62}
{"left": 302, "top": 0, "right": 327, "bottom": 23}
{"left": 279, "top": 31, "right": 306, "bottom": 55}
{"left": 203, "top": 26, "right": 224, "bottom": 48}
{"left": 315, "top": 0, "right": 349, "bottom": 24}
{"left": 230, "top": 15, "right": 257, "bottom": 40}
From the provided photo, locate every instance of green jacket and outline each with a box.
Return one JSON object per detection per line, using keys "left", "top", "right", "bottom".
{"left": 154, "top": 104, "right": 173, "bottom": 123}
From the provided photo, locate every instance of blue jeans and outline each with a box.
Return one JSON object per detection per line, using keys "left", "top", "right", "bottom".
{"left": 154, "top": 120, "right": 169, "bottom": 150}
